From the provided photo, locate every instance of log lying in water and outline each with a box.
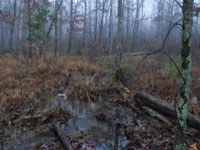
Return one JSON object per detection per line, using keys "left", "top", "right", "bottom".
{"left": 134, "top": 92, "right": 200, "bottom": 130}
{"left": 54, "top": 124, "right": 72, "bottom": 150}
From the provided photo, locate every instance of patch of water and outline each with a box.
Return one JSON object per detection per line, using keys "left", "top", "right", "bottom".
{"left": 3, "top": 95, "right": 132, "bottom": 150}
{"left": 53, "top": 96, "right": 131, "bottom": 150}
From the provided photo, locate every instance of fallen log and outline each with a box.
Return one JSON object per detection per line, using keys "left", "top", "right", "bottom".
{"left": 142, "top": 106, "right": 173, "bottom": 126}
{"left": 134, "top": 92, "right": 200, "bottom": 130}
{"left": 94, "top": 52, "right": 153, "bottom": 61}
{"left": 54, "top": 124, "right": 73, "bottom": 150}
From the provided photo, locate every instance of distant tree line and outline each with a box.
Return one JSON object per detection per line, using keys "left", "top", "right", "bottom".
{"left": 0, "top": 0, "right": 199, "bottom": 56}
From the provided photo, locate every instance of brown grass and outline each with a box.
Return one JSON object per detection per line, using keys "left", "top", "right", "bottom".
{"left": 0, "top": 55, "right": 99, "bottom": 107}
{"left": 0, "top": 54, "right": 200, "bottom": 116}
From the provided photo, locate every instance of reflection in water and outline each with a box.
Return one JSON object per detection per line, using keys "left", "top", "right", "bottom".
{"left": 55, "top": 96, "right": 130, "bottom": 150}
{"left": 5, "top": 96, "right": 130, "bottom": 150}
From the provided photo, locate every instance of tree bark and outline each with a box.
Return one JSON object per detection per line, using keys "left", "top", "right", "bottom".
{"left": 174, "top": 0, "right": 194, "bottom": 149}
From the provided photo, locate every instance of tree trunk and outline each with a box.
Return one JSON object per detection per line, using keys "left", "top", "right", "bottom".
{"left": 59, "top": 5, "right": 63, "bottom": 47}
{"left": 99, "top": 0, "right": 106, "bottom": 42}
{"left": 88, "top": 0, "right": 92, "bottom": 42}
{"left": 109, "top": 0, "right": 113, "bottom": 54}
{"left": 9, "top": 0, "right": 17, "bottom": 50}
{"left": 16, "top": 1, "right": 22, "bottom": 45}
{"left": 54, "top": 0, "right": 58, "bottom": 57}
{"left": 126, "top": 0, "right": 131, "bottom": 53}
{"left": 27, "top": 0, "right": 32, "bottom": 57}
{"left": 131, "top": 0, "right": 140, "bottom": 50}
{"left": 82, "top": 0, "right": 87, "bottom": 46}
{"left": 68, "top": 0, "right": 73, "bottom": 53}
{"left": 0, "top": 3, "right": 5, "bottom": 50}
{"left": 115, "top": 0, "right": 123, "bottom": 81}
{"left": 0, "top": 20, "right": 4, "bottom": 50}
{"left": 135, "top": 92, "right": 200, "bottom": 130}
{"left": 94, "top": 0, "right": 98, "bottom": 42}
{"left": 173, "top": 0, "right": 194, "bottom": 149}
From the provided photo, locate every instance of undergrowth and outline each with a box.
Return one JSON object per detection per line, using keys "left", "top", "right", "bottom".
{"left": 0, "top": 54, "right": 200, "bottom": 116}
{"left": 0, "top": 55, "right": 99, "bottom": 107}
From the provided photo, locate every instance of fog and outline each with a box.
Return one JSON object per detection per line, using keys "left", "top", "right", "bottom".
{"left": 0, "top": 0, "right": 199, "bottom": 55}
{"left": 0, "top": 1, "right": 200, "bottom": 149}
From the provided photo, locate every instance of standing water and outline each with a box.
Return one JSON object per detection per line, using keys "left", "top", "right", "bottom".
{"left": 53, "top": 95, "right": 131, "bottom": 150}
{"left": 3, "top": 94, "right": 133, "bottom": 150}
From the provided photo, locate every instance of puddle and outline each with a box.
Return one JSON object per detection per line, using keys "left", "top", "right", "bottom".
{"left": 52, "top": 95, "right": 132, "bottom": 150}
{"left": 3, "top": 95, "right": 133, "bottom": 150}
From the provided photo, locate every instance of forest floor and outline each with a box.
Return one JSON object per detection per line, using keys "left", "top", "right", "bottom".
{"left": 0, "top": 53, "right": 200, "bottom": 150}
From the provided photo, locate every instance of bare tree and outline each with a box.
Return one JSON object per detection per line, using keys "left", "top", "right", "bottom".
{"left": 59, "top": 4, "right": 63, "bottom": 46}
{"left": 94, "top": 0, "right": 98, "bottom": 42}
{"left": 0, "top": 1, "right": 5, "bottom": 50}
{"left": 82, "top": 0, "right": 87, "bottom": 46}
{"left": 88, "top": 0, "right": 92, "bottom": 41}
{"left": 109, "top": 0, "right": 113, "bottom": 53}
{"left": 115, "top": 0, "right": 123, "bottom": 81}
{"left": 9, "top": 0, "right": 17, "bottom": 50}
{"left": 68, "top": 0, "right": 74, "bottom": 52}
{"left": 99, "top": 0, "right": 107, "bottom": 42}
{"left": 54, "top": 0, "right": 58, "bottom": 56}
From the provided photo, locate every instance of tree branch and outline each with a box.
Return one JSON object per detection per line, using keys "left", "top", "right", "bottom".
{"left": 133, "top": 18, "right": 183, "bottom": 74}
{"left": 174, "top": 0, "right": 182, "bottom": 8}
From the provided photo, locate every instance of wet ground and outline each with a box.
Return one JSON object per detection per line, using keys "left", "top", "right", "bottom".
{"left": 56, "top": 95, "right": 131, "bottom": 150}
{"left": 2, "top": 94, "right": 134, "bottom": 150}
{"left": 2, "top": 93, "right": 200, "bottom": 150}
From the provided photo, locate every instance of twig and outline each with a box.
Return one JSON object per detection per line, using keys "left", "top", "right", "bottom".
{"left": 174, "top": 0, "right": 182, "bottom": 8}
